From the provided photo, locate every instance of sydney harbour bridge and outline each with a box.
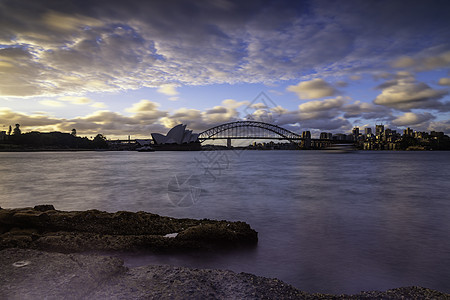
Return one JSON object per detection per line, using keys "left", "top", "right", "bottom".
{"left": 114, "top": 120, "right": 337, "bottom": 149}
{"left": 198, "top": 121, "right": 304, "bottom": 142}
{"left": 196, "top": 120, "right": 332, "bottom": 148}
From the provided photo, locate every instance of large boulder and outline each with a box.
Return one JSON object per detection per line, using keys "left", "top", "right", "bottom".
{"left": 0, "top": 206, "right": 257, "bottom": 252}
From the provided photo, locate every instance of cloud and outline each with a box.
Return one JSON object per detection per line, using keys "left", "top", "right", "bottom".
{"left": 58, "top": 96, "right": 92, "bottom": 105}
{"left": 427, "top": 120, "right": 450, "bottom": 133}
{"left": 391, "top": 112, "right": 435, "bottom": 126}
{"left": 438, "top": 78, "right": 450, "bottom": 86}
{"left": 39, "top": 100, "right": 65, "bottom": 107}
{"left": 1, "top": 0, "right": 449, "bottom": 96}
{"left": 91, "top": 102, "right": 107, "bottom": 108}
{"left": 222, "top": 99, "right": 249, "bottom": 109}
{"left": 124, "top": 100, "right": 167, "bottom": 123}
{"left": 392, "top": 51, "right": 450, "bottom": 71}
{"left": 157, "top": 84, "right": 179, "bottom": 96}
{"left": 374, "top": 76, "right": 448, "bottom": 111}
{"left": 43, "top": 11, "right": 103, "bottom": 31}
{"left": 126, "top": 100, "right": 160, "bottom": 113}
{"left": 343, "top": 101, "right": 392, "bottom": 120}
{"left": 0, "top": 107, "right": 63, "bottom": 127}
{"left": 298, "top": 97, "right": 346, "bottom": 112}
{"left": 157, "top": 99, "right": 250, "bottom": 131}
{"left": 287, "top": 79, "right": 338, "bottom": 99}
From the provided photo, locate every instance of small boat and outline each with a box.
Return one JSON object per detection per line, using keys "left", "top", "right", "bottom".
{"left": 136, "top": 146, "right": 155, "bottom": 152}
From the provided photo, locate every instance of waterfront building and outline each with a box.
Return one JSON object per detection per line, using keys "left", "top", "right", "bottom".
{"left": 319, "top": 132, "right": 333, "bottom": 140}
{"left": 352, "top": 127, "right": 360, "bottom": 138}
{"left": 365, "top": 127, "right": 372, "bottom": 136}
{"left": 333, "top": 133, "right": 347, "bottom": 141}
{"left": 151, "top": 124, "right": 199, "bottom": 145}
{"left": 301, "top": 131, "right": 311, "bottom": 149}
{"left": 302, "top": 131, "right": 311, "bottom": 139}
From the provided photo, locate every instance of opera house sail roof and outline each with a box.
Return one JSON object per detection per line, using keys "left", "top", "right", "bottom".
{"left": 151, "top": 124, "right": 199, "bottom": 145}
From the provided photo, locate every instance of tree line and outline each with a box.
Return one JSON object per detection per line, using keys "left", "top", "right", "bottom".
{"left": 1, "top": 124, "right": 108, "bottom": 149}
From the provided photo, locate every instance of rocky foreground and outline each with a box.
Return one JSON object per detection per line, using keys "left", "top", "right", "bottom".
{"left": 1, "top": 206, "right": 448, "bottom": 299}
{"left": 1, "top": 248, "right": 448, "bottom": 299}
{"left": 0, "top": 205, "right": 257, "bottom": 252}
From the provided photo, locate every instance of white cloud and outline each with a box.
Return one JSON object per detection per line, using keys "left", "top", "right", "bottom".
{"left": 39, "top": 100, "right": 65, "bottom": 107}
{"left": 392, "top": 51, "right": 450, "bottom": 71}
{"left": 438, "top": 78, "right": 450, "bottom": 86}
{"left": 298, "top": 97, "right": 346, "bottom": 113}
{"left": 157, "top": 84, "right": 179, "bottom": 96}
{"left": 58, "top": 96, "right": 92, "bottom": 105}
{"left": 91, "top": 102, "right": 107, "bottom": 108}
{"left": 391, "top": 112, "right": 435, "bottom": 126}
{"left": 374, "top": 77, "right": 448, "bottom": 111}
{"left": 126, "top": 100, "right": 161, "bottom": 113}
{"left": 287, "top": 79, "right": 338, "bottom": 100}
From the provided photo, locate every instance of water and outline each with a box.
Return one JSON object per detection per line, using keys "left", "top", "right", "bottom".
{"left": 1, "top": 150, "right": 449, "bottom": 294}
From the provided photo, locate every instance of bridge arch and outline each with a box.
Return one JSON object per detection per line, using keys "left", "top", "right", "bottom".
{"left": 197, "top": 121, "right": 303, "bottom": 142}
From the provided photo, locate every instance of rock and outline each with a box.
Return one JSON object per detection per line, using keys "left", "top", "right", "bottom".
{"left": 0, "top": 248, "right": 125, "bottom": 299}
{"left": 1, "top": 248, "right": 448, "bottom": 299}
{"left": 34, "top": 204, "right": 55, "bottom": 211}
{"left": 0, "top": 206, "right": 258, "bottom": 252}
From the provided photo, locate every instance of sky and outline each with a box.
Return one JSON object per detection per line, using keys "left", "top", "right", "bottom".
{"left": 1, "top": 0, "right": 449, "bottom": 139}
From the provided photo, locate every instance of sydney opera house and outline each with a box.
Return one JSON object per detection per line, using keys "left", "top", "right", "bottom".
{"left": 151, "top": 124, "right": 201, "bottom": 150}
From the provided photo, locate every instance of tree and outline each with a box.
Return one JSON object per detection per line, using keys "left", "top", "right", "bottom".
{"left": 71, "top": 128, "right": 77, "bottom": 137}
{"left": 399, "top": 135, "right": 417, "bottom": 150}
{"left": 13, "top": 124, "right": 21, "bottom": 135}
{"left": 92, "top": 134, "right": 108, "bottom": 149}
{"left": 8, "top": 125, "right": 12, "bottom": 135}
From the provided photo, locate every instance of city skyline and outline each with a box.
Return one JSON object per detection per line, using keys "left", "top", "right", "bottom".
{"left": 1, "top": 0, "right": 450, "bottom": 139}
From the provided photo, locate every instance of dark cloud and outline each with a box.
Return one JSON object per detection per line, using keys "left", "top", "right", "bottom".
{"left": 1, "top": 0, "right": 449, "bottom": 96}
{"left": 342, "top": 101, "right": 392, "bottom": 120}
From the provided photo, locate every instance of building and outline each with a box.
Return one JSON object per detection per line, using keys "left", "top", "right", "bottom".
{"left": 301, "top": 131, "right": 311, "bottom": 149}
{"left": 403, "top": 127, "right": 413, "bottom": 136}
{"left": 375, "top": 124, "right": 384, "bottom": 137}
{"left": 302, "top": 131, "right": 311, "bottom": 139}
{"left": 0, "top": 131, "right": 6, "bottom": 141}
{"left": 365, "top": 127, "right": 372, "bottom": 136}
{"left": 151, "top": 124, "right": 199, "bottom": 144}
{"left": 151, "top": 124, "right": 201, "bottom": 150}
{"left": 319, "top": 132, "right": 332, "bottom": 140}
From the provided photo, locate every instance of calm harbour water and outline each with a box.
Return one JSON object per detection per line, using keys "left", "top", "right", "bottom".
{"left": 1, "top": 150, "right": 449, "bottom": 294}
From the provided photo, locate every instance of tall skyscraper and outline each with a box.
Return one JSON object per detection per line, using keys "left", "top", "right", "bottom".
{"left": 365, "top": 127, "right": 372, "bottom": 136}
{"left": 403, "top": 127, "right": 413, "bottom": 136}
{"left": 376, "top": 124, "right": 384, "bottom": 136}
